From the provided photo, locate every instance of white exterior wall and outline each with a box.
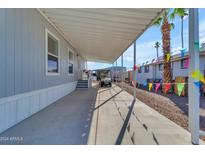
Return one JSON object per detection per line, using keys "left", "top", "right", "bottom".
{"left": 155, "top": 64, "right": 163, "bottom": 79}
{"left": 172, "top": 61, "right": 189, "bottom": 78}
{"left": 173, "top": 56, "right": 205, "bottom": 79}
{"left": 0, "top": 9, "right": 86, "bottom": 134}
{"left": 200, "top": 56, "right": 205, "bottom": 73}
{"left": 0, "top": 81, "right": 77, "bottom": 134}
{"left": 136, "top": 65, "right": 154, "bottom": 84}
{"left": 137, "top": 55, "right": 205, "bottom": 83}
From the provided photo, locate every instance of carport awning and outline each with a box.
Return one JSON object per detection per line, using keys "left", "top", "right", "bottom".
{"left": 39, "top": 8, "right": 164, "bottom": 63}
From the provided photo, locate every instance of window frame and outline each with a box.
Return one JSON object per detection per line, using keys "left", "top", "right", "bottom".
{"left": 45, "top": 28, "right": 60, "bottom": 76}
{"left": 68, "top": 48, "right": 74, "bottom": 76}
{"left": 138, "top": 66, "right": 142, "bottom": 73}
{"left": 159, "top": 63, "right": 163, "bottom": 71}
{"left": 144, "top": 65, "right": 149, "bottom": 73}
{"left": 180, "top": 58, "right": 188, "bottom": 69}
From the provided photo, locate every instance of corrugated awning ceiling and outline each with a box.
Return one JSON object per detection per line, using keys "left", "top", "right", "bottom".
{"left": 40, "top": 8, "right": 164, "bottom": 63}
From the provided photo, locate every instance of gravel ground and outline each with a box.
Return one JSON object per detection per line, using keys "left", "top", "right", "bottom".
{"left": 116, "top": 82, "right": 205, "bottom": 141}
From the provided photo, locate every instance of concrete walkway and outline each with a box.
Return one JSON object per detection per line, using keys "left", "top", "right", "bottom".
{"left": 88, "top": 85, "right": 204, "bottom": 145}
{"left": 1, "top": 83, "right": 204, "bottom": 145}
{"left": 0, "top": 87, "right": 98, "bottom": 145}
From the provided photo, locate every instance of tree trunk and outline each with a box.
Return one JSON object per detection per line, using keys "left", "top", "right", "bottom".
{"left": 161, "top": 16, "right": 172, "bottom": 92}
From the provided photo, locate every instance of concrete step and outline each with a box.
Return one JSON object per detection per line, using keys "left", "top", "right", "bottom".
{"left": 76, "top": 86, "right": 88, "bottom": 89}
{"left": 78, "top": 80, "right": 88, "bottom": 83}
{"left": 76, "top": 80, "right": 89, "bottom": 89}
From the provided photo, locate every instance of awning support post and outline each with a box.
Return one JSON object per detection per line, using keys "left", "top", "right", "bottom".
{"left": 121, "top": 54, "right": 124, "bottom": 89}
{"left": 116, "top": 60, "right": 117, "bottom": 83}
{"left": 188, "top": 8, "right": 200, "bottom": 145}
{"left": 133, "top": 41, "right": 136, "bottom": 101}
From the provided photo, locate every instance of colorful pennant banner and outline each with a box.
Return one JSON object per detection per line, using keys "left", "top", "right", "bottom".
{"left": 194, "top": 42, "right": 200, "bottom": 51}
{"left": 180, "top": 48, "right": 186, "bottom": 58}
{"left": 194, "top": 81, "right": 201, "bottom": 88}
{"left": 131, "top": 81, "right": 134, "bottom": 86}
{"left": 137, "top": 64, "right": 140, "bottom": 70}
{"left": 176, "top": 83, "right": 185, "bottom": 96}
{"left": 166, "top": 53, "right": 171, "bottom": 62}
{"left": 164, "top": 83, "right": 172, "bottom": 93}
{"left": 143, "top": 82, "right": 147, "bottom": 87}
{"left": 148, "top": 83, "right": 153, "bottom": 91}
{"left": 184, "top": 58, "right": 189, "bottom": 68}
{"left": 155, "top": 83, "right": 161, "bottom": 92}
{"left": 191, "top": 70, "right": 205, "bottom": 83}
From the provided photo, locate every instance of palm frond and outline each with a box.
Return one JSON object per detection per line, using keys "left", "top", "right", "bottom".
{"left": 170, "top": 23, "right": 175, "bottom": 30}
{"left": 152, "top": 16, "right": 163, "bottom": 27}
{"left": 173, "top": 8, "right": 188, "bottom": 18}
{"left": 169, "top": 9, "right": 177, "bottom": 21}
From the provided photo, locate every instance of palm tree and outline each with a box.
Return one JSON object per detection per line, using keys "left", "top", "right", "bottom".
{"left": 201, "top": 42, "right": 205, "bottom": 49}
{"left": 153, "top": 9, "right": 174, "bottom": 86}
{"left": 170, "top": 8, "right": 188, "bottom": 49}
{"left": 154, "top": 41, "right": 161, "bottom": 58}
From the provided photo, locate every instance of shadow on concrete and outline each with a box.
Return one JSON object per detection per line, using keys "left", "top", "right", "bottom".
{"left": 112, "top": 86, "right": 160, "bottom": 145}
{"left": 97, "top": 85, "right": 118, "bottom": 94}
{"left": 94, "top": 90, "right": 123, "bottom": 110}
{"left": 115, "top": 99, "right": 135, "bottom": 145}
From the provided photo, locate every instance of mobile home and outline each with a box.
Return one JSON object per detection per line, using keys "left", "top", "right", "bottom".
{"left": 0, "top": 9, "right": 86, "bottom": 134}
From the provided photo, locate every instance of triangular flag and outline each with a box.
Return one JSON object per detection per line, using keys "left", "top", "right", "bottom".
{"left": 131, "top": 81, "right": 134, "bottom": 86}
{"left": 166, "top": 53, "right": 171, "bottom": 62}
{"left": 180, "top": 48, "right": 186, "bottom": 52}
{"left": 143, "top": 82, "right": 147, "bottom": 87}
{"left": 164, "top": 83, "right": 172, "bottom": 93}
{"left": 191, "top": 70, "right": 205, "bottom": 83}
{"left": 184, "top": 58, "right": 189, "bottom": 68}
{"left": 155, "top": 83, "right": 161, "bottom": 92}
{"left": 180, "top": 48, "right": 186, "bottom": 58}
{"left": 137, "top": 64, "right": 140, "bottom": 70}
{"left": 148, "top": 83, "right": 153, "bottom": 91}
{"left": 194, "top": 42, "right": 199, "bottom": 51}
{"left": 177, "top": 83, "right": 185, "bottom": 96}
{"left": 134, "top": 65, "right": 137, "bottom": 71}
{"left": 194, "top": 81, "right": 201, "bottom": 88}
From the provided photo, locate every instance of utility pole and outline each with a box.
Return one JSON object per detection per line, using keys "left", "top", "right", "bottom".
{"left": 154, "top": 41, "right": 160, "bottom": 59}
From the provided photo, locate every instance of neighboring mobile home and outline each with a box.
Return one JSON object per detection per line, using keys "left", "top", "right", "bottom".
{"left": 0, "top": 9, "right": 86, "bottom": 133}
{"left": 135, "top": 50, "right": 205, "bottom": 85}
{"left": 94, "top": 66, "right": 126, "bottom": 81}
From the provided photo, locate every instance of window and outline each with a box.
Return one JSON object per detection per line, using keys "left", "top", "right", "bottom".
{"left": 46, "top": 29, "right": 60, "bottom": 75}
{"left": 159, "top": 64, "right": 163, "bottom": 71}
{"left": 181, "top": 58, "right": 188, "bottom": 69}
{"left": 68, "top": 49, "right": 74, "bottom": 75}
{"left": 138, "top": 66, "right": 142, "bottom": 73}
{"left": 144, "top": 65, "right": 149, "bottom": 73}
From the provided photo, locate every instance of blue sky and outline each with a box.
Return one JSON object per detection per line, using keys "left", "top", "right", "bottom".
{"left": 88, "top": 9, "right": 205, "bottom": 70}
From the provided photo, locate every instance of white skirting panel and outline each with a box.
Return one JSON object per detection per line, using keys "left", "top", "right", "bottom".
{"left": 0, "top": 81, "right": 77, "bottom": 134}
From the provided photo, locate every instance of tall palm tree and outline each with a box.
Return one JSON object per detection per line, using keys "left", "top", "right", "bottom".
{"left": 153, "top": 9, "right": 174, "bottom": 86}
{"left": 154, "top": 41, "right": 161, "bottom": 58}
{"left": 170, "top": 8, "right": 188, "bottom": 49}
